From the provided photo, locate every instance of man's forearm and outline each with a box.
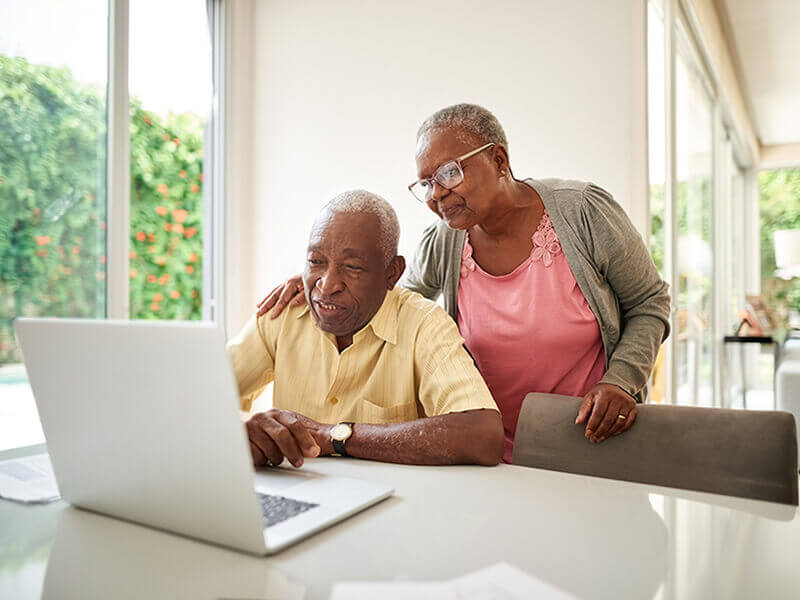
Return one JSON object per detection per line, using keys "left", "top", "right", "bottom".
{"left": 336, "top": 409, "right": 504, "bottom": 466}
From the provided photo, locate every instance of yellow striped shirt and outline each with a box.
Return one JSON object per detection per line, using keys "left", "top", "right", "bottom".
{"left": 227, "top": 286, "right": 498, "bottom": 423}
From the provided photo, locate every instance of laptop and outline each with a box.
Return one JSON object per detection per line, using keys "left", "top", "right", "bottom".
{"left": 14, "top": 318, "right": 394, "bottom": 555}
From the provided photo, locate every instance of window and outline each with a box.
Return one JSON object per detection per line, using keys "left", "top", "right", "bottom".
{"left": 128, "top": 0, "right": 212, "bottom": 320}
{"left": 674, "top": 31, "right": 714, "bottom": 407}
{"left": 647, "top": 0, "right": 754, "bottom": 407}
{"left": 0, "top": 0, "right": 109, "bottom": 449}
{"left": 0, "top": 0, "right": 220, "bottom": 451}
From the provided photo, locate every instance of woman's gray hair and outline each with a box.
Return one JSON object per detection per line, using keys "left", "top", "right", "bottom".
{"left": 417, "top": 103, "right": 509, "bottom": 149}
{"left": 321, "top": 189, "right": 400, "bottom": 265}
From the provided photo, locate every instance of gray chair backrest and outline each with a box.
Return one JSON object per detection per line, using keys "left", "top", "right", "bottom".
{"left": 512, "top": 393, "right": 799, "bottom": 505}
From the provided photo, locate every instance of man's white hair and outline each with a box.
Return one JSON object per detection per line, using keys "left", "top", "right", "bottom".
{"left": 319, "top": 189, "right": 400, "bottom": 265}
{"left": 417, "top": 103, "right": 509, "bottom": 149}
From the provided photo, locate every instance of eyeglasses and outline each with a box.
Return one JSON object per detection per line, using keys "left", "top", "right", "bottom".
{"left": 408, "top": 142, "right": 495, "bottom": 203}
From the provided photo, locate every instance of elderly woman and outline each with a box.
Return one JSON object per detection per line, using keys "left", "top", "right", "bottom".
{"left": 259, "top": 104, "right": 670, "bottom": 463}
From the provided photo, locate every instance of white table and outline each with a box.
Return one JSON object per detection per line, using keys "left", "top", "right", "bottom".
{"left": 1, "top": 443, "right": 799, "bottom": 599}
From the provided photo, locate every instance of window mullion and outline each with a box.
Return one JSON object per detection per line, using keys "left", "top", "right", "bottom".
{"left": 106, "top": 0, "right": 131, "bottom": 319}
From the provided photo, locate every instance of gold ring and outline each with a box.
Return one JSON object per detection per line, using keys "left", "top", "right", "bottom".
{"left": 617, "top": 414, "right": 627, "bottom": 420}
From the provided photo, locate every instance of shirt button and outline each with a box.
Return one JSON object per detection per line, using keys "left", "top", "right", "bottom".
{"left": 329, "top": 397, "right": 339, "bottom": 405}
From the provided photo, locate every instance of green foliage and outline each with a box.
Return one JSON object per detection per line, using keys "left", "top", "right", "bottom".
{"left": 759, "top": 169, "right": 800, "bottom": 315}
{"left": 0, "top": 56, "right": 203, "bottom": 365}
{"left": 129, "top": 103, "right": 203, "bottom": 320}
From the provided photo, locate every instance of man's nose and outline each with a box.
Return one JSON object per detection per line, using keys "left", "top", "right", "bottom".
{"left": 316, "top": 268, "right": 344, "bottom": 295}
{"left": 430, "top": 180, "right": 449, "bottom": 202}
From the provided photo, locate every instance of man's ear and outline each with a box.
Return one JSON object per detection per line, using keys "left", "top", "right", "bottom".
{"left": 386, "top": 255, "right": 406, "bottom": 289}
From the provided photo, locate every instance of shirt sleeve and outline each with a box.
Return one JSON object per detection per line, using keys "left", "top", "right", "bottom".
{"left": 413, "top": 305, "right": 499, "bottom": 416}
{"left": 580, "top": 183, "right": 671, "bottom": 396}
{"left": 226, "top": 314, "right": 279, "bottom": 413}
{"left": 400, "top": 222, "right": 444, "bottom": 301}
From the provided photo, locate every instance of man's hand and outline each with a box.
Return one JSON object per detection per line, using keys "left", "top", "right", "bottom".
{"left": 256, "top": 276, "right": 305, "bottom": 319}
{"left": 246, "top": 409, "right": 332, "bottom": 468}
{"left": 575, "top": 383, "right": 637, "bottom": 443}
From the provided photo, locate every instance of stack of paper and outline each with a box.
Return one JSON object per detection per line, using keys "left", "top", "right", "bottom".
{"left": 0, "top": 453, "right": 60, "bottom": 504}
{"left": 330, "top": 563, "right": 579, "bottom": 599}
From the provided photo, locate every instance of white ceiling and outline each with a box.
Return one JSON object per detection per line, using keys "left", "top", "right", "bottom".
{"left": 721, "top": 0, "right": 800, "bottom": 146}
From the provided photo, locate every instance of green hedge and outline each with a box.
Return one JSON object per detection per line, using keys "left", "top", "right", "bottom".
{"left": 0, "top": 56, "right": 203, "bottom": 365}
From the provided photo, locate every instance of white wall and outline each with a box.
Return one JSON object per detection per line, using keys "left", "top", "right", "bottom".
{"left": 228, "top": 0, "right": 648, "bottom": 332}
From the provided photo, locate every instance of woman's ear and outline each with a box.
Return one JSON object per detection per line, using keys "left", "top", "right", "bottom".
{"left": 492, "top": 145, "right": 511, "bottom": 176}
{"left": 386, "top": 255, "right": 406, "bottom": 289}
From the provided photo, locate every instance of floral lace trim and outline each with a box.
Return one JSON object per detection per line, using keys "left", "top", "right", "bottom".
{"left": 460, "top": 210, "right": 562, "bottom": 279}
{"left": 531, "top": 212, "right": 562, "bottom": 267}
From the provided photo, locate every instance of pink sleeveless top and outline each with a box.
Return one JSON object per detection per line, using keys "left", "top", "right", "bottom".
{"left": 457, "top": 211, "right": 606, "bottom": 463}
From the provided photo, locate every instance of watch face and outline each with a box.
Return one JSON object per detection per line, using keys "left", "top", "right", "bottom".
{"left": 330, "top": 423, "right": 352, "bottom": 441}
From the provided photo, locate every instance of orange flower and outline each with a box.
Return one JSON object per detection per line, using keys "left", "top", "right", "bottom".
{"left": 36, "top": 249, "right": 48, "bottom": 257}
{"left": 1, "top": 342, "right": 8, "bottom": 351}
{"left": 99, "top": 221, "right": 107, "bottom": 231}
{"left": 72, "top": 246, "right": 80, "bottom": 254}
{"left": 155, "top": 257, "right": 166, "bottom": 266}
{"left": 190, "top": 184, "right": 200, "bottom": 193}
{"left": 130, "top": 251, "right": 137, "bottom": 259}
{"left": 76, "top": 236, "right": 83, "bottom": 244}
{"left": 157, "top": 184, "right": 168, "bottom": 195}
{"left": 99, "top": 255, "right": 106, "bottom": 264}
{"left": 170, "top": 290, "right": 180, "bottom": 299}
{"left": 172, "top": 209, "right": 188, "bottom": 223}
{"left": 63, "top": 266, "right": 72, "bottom": 275}
{"left": 153, "top": 293, "right": 163, "bottom": 302}
{"left": 191, "top": 290, "right": 198, "bottom": 298}
{"left": 136, "top": 232, "right": 146, "bottom": 242}
{"left": 179, "top": 170, "right": 186, "bottom": 179}
{"left": 148, "top": 234, "right": 156, "bottom": 243}
{"left": 147, "top": 274, "right": 157, "bottom": 283}
{"left": 155, "top": 205, "right": 168, "bottom": 215}
{"left": 172, "top": 224, "right": 184, "bottom": 234}
{"left": 143, "top": 115, "right": 152, "bottom": 125}
{"left": 159, "top": 273, "right": 170, "bottom": 284}
{"left": 188, "top": 252, "right": 198, "bottom": 263}
{"left": 186, "top": 265, "right": 194, "bottom": 274}
{"left": 151, "top": 302, "right": 160, "bottom": 311}
{"left": 148, "top": 246, "right": 155, "bottom": 253}
{"left": 173, "top": 137, "right": 180, "bottom": 145}
{"left": 130, "top": 269, "right": 138, "bottom": 278}
{"left": 198, "top": 173, "right": 203, "bottom": 182}
{"left": 184, "top": 227, "right": 197, "bottom": 238}
{"left": 35, "top": 235, "right": 51, "bottom": 245}
{"left": 164, "top": 223, "right": 172, "bottom": 232}
{"left": 163, "top": 133, "right": 170, "bottom": 141}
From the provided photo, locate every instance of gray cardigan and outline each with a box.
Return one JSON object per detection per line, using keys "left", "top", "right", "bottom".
{"left": 401, "top": 178, "right": 671, "bottom": 402}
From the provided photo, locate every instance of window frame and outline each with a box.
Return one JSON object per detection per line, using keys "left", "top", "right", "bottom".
{"left": 106, "top": 0, "right": 225, "bottom": 324}
{"left": 648, "top": 0, "right": 756, "bottom": 406}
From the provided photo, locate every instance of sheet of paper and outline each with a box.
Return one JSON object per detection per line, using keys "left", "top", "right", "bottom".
{"left": 0, "top": 453, "right": 60, "bottom": 503}
{"left": 330, "top": 582, "right": 457, "bottom": 600}
{"left": 454, "top": 563, "right": 579, "bottom": 600}
{"left": 330, "top": 564, "right": 578, "bottom": 600}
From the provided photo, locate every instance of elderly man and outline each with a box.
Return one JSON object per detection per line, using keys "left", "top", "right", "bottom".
{"left": 227, "top": 190, "right": 503, "bottom": 468}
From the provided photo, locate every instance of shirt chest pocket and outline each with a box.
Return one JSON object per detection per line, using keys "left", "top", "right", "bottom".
{"left": 358, "top": 397, "right": 419, "bottom": 424}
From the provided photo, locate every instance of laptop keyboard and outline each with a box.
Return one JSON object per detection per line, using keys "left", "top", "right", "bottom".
{"left": 256, "top": 492, "right": 319, "bottom": 528}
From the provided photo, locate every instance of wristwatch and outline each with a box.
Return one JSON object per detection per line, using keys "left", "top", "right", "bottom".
{"left": 330, "top": 422, "right": 355, "bottom": 457}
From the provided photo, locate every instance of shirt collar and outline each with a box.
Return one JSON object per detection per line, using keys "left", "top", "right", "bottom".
{"left": 297, "top": 287, "right": 399, "bottom": 345}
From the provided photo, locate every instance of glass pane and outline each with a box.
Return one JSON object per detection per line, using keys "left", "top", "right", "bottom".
{"left": 0, "top": 0, "right": 108, "bottom": 450}
{"left": 648, "top": 1, "right": 666, "bottom": 275}
{"left": 675, "top": 52, "right": 713, "bottom": 407}
{"left": 647, "top": 1, "right": 667, "bottom": 404}
{"left": 128, "top": 0, "right": 211, "bottom": 320}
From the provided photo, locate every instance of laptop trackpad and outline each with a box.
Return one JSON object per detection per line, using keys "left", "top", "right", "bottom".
{"left": 253, "top": 464, "right": 326, "bottom": 494}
